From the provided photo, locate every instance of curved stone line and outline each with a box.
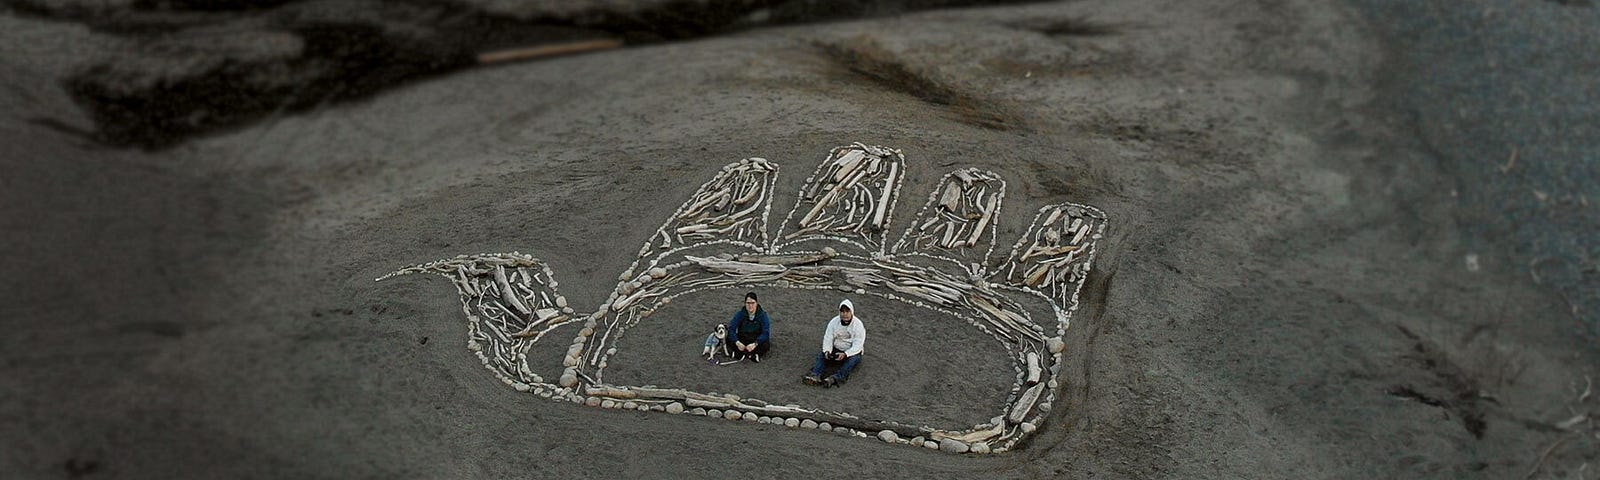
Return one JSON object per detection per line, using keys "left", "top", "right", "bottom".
{"left": 377, "top": 144, "right": 1106, "bottom": 454}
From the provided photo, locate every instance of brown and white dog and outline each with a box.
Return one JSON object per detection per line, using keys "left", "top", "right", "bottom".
{"left": 702, "top": 323, "right": 729, "bottom": 360}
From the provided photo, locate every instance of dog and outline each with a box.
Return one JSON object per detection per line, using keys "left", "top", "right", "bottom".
{"left": 702, "top": 324, "right": 729, "bottom": 360}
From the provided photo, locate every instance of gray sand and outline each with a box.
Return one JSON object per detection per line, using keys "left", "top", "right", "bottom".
{"left": 3, "top": 0, "right": 1596, "bottom": 478}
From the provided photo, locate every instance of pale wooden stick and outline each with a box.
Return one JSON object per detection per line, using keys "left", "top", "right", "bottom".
{"left": 477, "top": 38, "right": 624, "bottom": 65}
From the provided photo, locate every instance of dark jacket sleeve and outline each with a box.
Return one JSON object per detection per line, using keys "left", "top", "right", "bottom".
{"left": 755, "top": 309, "right": 771, "bottom": 344}
{"left": 727, "top": 310, "right": 745, "bottom": 341}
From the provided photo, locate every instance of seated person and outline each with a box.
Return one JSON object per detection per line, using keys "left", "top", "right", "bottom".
{"left": 726, "top": 292, "right": 772, "bottom": 362}
{"left": 803, "top": 299, "right": 865, "bottom": 388}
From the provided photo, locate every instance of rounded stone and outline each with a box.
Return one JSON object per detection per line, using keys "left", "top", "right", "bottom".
{"left": 784, "top": 418, "right": 800, "bottom": 427}
{"left": 584, "top": 396, "right": 601, "bottom": 407}
{"left": 708, "top": 409, "right": 722, "bottom": 419}
{"left": 512, "top": 382, "right": 530, "bottom": 392}
{"left": 822, "top": 247, "right": 837, "bottom": 256}
{"left": 742, "top": 412, "right": 758, "bottom": 422}
{"left": 1039, "top": 402, "right": 1051, "bottom": 412}
{"left": 690, "top": 407, "right": 707, "bottom": 416}
{"left": 601, "top": 399, "right": 616, "bottom": 409}
{"left": 649, "top": 267, "right": 668, "bottom": 279}
{"left": 923, "top": 441, "right": 939, "bottom": 450}
{"left": 724, "top": 410, "right": 742, "bottom": 420}
{"left": 666, "top": 402, "right": 685, "bottom": 414}
{"left": 817, "top": 422, "right": 831, "bottom": 431}
{"left": 1020, "top": 422, "right": 1037, "bottom": 433}
{"left": 877, "top": 430, "right": 898, "bottom": 443}
{"left": 758, "top": 417, "right": 772, "bottom": 424}
{"left": 622, "top": 401, "right": 637, "bottom": 410}
{"left": 1047, "top": 336, "right": 1065, "bottom": 354}
{"left": 801, "top": 419, "right": 818, "bottom": 429}
{"left": 970, "top": 442, "right": 991, "bottom": 454}
{"left": 555, "top": 296, "right": 568, "bottom": 308}
{"left": 939, "top": 439, "right": 970, "bottom": 453}
{"left": 558, "top": 373, "right": 578, "bottom": 388}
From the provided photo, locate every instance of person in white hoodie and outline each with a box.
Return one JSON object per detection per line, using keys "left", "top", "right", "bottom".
{"left": 803, "top": 299, "right": 866, "bottom": 388}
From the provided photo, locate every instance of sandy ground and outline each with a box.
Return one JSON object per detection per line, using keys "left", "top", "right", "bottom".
{"left": 3, "top": 0, "right": 1598, "bottom": 479}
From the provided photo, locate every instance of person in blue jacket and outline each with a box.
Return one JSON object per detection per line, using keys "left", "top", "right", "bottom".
{"left": 726, "top": 292, "right": 772, "bottom": 362}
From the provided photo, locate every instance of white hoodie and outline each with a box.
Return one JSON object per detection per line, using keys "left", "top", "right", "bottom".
{"left": 821, "top": 299, "right": 866, "bottom": 356}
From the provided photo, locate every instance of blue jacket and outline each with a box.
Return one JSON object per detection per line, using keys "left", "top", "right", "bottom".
{"left": 727, "top": 307, "right": 771, "bottom": 344}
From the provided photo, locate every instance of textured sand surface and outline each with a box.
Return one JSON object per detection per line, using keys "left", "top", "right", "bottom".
{"left": 3, "top": 1, "right": 1596, "bottom": 478}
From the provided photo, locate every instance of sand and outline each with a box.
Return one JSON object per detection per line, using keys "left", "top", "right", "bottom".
{"left": 3, "top": 0, "right": 1596, "bottom": 478}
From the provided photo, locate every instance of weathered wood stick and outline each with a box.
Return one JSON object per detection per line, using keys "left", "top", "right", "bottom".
{"left": 476, "top": 38, "right": 624, "bottom": 65}
{"left": 1009, "top": 383, "right": 1045, "bottom": 424}
{"left": 872, "top": 160, "right": 898, "bottom": 228}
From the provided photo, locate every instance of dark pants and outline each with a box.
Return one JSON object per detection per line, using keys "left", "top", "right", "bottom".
{"left": 810, "top": 349, "right": 862, "bottom": 382}
{"left": 726, "top": 333, "right": 769, "bottom": 357}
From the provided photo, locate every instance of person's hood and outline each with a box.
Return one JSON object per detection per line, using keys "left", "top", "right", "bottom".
{"left": 839, "top": 298, "right": 854, "bottom": 314}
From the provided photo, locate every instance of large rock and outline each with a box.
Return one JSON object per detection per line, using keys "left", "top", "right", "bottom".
{"left": 938, "top": 438, "right": 970, "bottom": 453}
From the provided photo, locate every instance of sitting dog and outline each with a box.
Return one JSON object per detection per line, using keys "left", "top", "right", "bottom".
{"left": 702, "top": 324, "right": 729, "bottom": 360}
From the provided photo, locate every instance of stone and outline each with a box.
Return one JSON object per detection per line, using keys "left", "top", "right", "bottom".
{"left": 666, "top": 402, "right": 685, "bottom": 414}
{"left": 877, "top": 430, "right": 899, "bottom": 443}
{"left": 742, "top": 412, "right": 758, "bottom": 421}
{"left": 1020, "top": 422, "right": 1037, "bottom": 433}
{"left": 584, "top": 396, "right": 602, "bottom": 407}
{"left": 1047, "top": 336, "right": 1066, "bottom": 354}
{"left": 690, "top": 407, "right": 707, "bottom": 416}
{"left": 939, "top": 439, "right": 970, "bottom": 453}
{"left": 724, "top": 410, "right": 741, "bottom": 420}
{"left": 758, "top": 417, "right": 771, "bottom": 424}
{"left": 817, "top": 422, "right": 831, "bottom": 431}
{"left": 801, "top": 419, "right": 818, "bottom": 429}
{"left": 910, "top": 436, "right": 924, "bottom": 445}
{"left": 601, "top": 399, "right": 616, "bottom": 409}
{"left": 970, "top": 443, "right": 991, "bottom": 454}
{"left": 708, "top": 409, "right": 722, "bottom": 419}
{"left": 648, "top": 267, "right": 668, "bottom": 279}
{"left": 622, "top": 401, "right": 637, "bottom": 410}
{"left": 784, "top": 418, "right": 799, "bottom": 427}
{"left": 512, "top": 382, "right": 530, "bottom": 392}
{"left": 558, "top": 372, "right": 578, "bottom": 388}
{"left": 923, "top": 441, "right": 939, "bottom": 450}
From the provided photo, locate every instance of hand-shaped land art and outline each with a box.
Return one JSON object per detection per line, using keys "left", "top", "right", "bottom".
{"left": 378, "top": 144, "right": 1106, "bottom": 454}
